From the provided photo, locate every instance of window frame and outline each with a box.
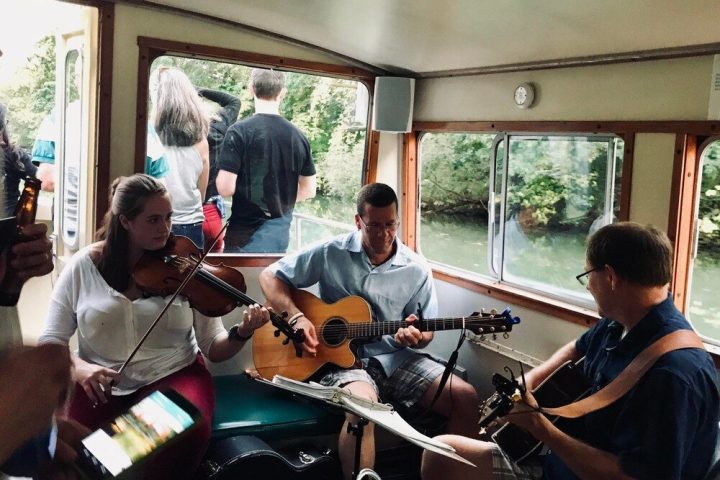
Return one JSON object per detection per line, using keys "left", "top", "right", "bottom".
{"left": 489, "top": 132, "right": 625, "bottom": 307}
{"left": 134, "top": 37, "right": 379, "bottom": 265}
{"left": 412, "top": 120, "right": 720, "bottom": 330}
{"left": 670, "top": 133, "right": 720, "bottom": 350}
{"left": 408, "top": 121, "right": 639, "bottom": 327}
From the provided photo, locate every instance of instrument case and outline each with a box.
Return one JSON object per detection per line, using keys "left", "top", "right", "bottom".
{"left": 197, "top": 435, "right": 340, "bottom": 480}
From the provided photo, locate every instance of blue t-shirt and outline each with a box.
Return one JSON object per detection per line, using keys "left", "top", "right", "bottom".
{"left": 543, "top": 296, "right": 719, "bottom": 480}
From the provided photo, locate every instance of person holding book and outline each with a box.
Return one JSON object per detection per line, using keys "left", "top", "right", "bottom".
{"left": 259, "top": 182, "right": 479, "bottom": 479}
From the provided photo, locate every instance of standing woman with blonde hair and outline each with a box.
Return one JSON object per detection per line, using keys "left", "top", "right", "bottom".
{"left": 150, "top": 66, "right": 209, "bottom": 248}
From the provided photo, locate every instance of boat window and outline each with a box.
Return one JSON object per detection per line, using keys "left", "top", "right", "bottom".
{"left": 418, "top": 132, "right": 624, "bottom": 307}
{"left": 145, "top": 55, "right": 369, "bottom": 254}
{"left": 60, "top": 48, "right": 82, "bottom": 249}
{"left": 687, "top": 139, "right": 720, "bottom": 343}
{"left": 418, "top": 132, "right": 496, "bottom": 277}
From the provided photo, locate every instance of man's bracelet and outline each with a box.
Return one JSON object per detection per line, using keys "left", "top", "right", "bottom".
{"left": 228, "top": 324, "right": 253, "bottom": 342}
{"left": 288, "top": 312, "right": 305, "bottom": 324}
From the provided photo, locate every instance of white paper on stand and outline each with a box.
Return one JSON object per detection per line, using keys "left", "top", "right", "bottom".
{"left": 264, "top": 375, "right": 476, "bottom": 467}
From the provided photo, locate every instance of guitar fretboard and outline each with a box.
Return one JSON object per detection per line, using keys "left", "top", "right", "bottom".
{"left": 345, "top": 316, "right": 500, "bottom": 338}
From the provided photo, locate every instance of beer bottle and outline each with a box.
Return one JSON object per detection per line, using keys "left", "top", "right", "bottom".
{"left": 0, "top": 176, "right": 43, "bottom": 306}
{"left": 15, "top": 176, "right": 42, "bottom": 230}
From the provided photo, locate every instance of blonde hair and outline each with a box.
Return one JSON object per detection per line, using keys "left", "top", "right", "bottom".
{"left": 150, "top": 66, "right": 208, "bottom": 147}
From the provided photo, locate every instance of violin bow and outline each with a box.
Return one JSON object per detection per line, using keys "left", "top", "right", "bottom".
{"left": 117, "top": 223, "right": 229, "bottom": 377}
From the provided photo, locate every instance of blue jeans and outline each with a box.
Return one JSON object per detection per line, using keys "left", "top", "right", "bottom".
{"left": 224, "top": 213, "right": 293, "bottom": 253}
{"left": 172, "top": 222, "right": 205, "bottom": 249}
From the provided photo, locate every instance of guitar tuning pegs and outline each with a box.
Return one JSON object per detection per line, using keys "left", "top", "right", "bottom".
{"left": 490, "top": 308, "right": 498, "bottom": 315}
{"left": 492, "top": 333, "right": 497, "bottom": 340}
{"left": 503, "top": 332, "right": 510, "bottom": 339}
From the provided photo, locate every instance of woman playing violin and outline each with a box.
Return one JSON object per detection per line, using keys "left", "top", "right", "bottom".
{"left": 39, "top": 173, "right": 269, "bottom": 478}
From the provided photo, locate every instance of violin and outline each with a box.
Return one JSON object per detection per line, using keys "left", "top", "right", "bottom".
{"left": 133, "top": 233, "right": 248, "bottom": 317}
{"left": 132, "top": 233, "right": 305, "bottom": 350}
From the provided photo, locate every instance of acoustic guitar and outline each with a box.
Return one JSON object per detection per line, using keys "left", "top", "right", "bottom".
{"left": 252, "top": 289, "right": 520, "bottom": 382}
{"left": 478, "top": 359, "right": 591, "bottom": 463}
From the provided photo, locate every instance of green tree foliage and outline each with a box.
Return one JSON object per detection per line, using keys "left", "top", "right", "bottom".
{"left": 150, "top": 57, "right": 366, "bottom": 202}
{"left": 420, "top": 133, "right": 621, "bottom": 231}
{"left": 420, "top": 133, "right": 493, "bottom": 216}
{"left": 1, "top": 35, "right": 56, "bottom": 149}
{"left": 697, "top": 142, "right": 720, "bottom": 255}
{"left": 506, "top": 137, "right": 613, "bottom": 229}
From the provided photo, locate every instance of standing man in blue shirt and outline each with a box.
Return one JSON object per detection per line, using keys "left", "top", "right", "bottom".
{"left": 422, "top": 222, "right": 720, "bottom": 480}
{"left": 259, "top": 182, "right": 479, "bottom": 479}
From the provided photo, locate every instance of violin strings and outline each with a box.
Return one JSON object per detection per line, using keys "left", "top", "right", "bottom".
{"left": 170, "top": 257, "right": 285, "bottom": 323}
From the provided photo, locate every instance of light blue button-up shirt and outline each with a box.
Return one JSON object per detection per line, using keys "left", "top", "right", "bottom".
{"left": 269, "top": 230, "right": 438, "bottom": 375}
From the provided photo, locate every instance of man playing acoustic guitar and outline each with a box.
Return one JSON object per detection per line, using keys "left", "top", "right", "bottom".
{"left": 259, "top": 182, "right": 479, "bottom": 480}
{"left": 422, "top": 222, "right": 719, "bottom": 480}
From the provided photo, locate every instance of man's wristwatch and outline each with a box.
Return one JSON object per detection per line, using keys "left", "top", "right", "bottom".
{"left": 228, "top": 324, "right": 253, "bottom": 342}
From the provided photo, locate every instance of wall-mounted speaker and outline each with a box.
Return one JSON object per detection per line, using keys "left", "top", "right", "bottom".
{"left": 372, "top": 77, "right": 415, "bottom": 132}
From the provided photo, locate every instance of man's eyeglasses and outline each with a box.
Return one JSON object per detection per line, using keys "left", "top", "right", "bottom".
{"left": 576, "top": 267, "right": 601, "bottom": 287}
{"left": 358, "top": 216, "right": 400, "bottom": 235}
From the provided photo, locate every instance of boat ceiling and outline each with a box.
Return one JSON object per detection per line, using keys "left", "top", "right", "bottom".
{"left": 141, "top": 0, "right": 720, "bottom": 76}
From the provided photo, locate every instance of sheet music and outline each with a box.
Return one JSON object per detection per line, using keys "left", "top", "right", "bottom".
{"left": 266, "top": 375, "right": 475, "bottom": 467}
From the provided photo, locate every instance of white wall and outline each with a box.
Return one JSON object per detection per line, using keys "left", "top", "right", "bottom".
{"left": 630, "top": 133, "right": 677, "bottom": 230}
{"left": 414, "top": 56, "right": 714, "bottom": 121}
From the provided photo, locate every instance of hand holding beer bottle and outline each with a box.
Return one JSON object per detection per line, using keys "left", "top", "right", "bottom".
{"left": 0, "top": 177, "right": 53, "bottom": 306}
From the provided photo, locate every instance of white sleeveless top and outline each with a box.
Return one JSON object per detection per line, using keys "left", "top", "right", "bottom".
{"left": 164, "top": 144, "right": 204, "bottom": 224}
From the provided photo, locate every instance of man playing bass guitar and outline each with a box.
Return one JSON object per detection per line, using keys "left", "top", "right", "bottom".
{"left": 259, "top": 182, "right": 479, "bottom": 480}
{"left": 422, "top": 222, "right": 719, "bottom": 480}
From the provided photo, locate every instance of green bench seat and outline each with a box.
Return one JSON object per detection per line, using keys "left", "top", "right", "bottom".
{"left": 211, "top": 374, "right": 343, "bottom": 441}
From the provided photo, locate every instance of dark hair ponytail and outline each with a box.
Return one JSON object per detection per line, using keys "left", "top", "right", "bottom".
{"left": 96, "top": 174, "right": 167, "bottom": 291}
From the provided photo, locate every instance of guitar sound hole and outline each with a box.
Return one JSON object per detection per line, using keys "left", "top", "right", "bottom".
{"left": 321, "top": 318, "right": 348, "bottom": 347}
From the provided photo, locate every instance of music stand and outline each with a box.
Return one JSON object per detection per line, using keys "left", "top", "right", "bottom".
{"left": 248, "top": 372, "right": 475, "bottom": 477}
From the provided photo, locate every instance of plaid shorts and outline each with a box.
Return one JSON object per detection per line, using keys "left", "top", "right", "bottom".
{"left": 490, "top": 444, "right": 544, "bottom": 480}
{"left": 315, "top": 354, "right": 445, "bottom": 411}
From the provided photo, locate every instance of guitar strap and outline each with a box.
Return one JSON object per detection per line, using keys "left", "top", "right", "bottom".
{"left": 541, "top": 329, "right": 705, "bottom": 418}
{"left": 428, "top": 329, "right": 466, "bottom": 411}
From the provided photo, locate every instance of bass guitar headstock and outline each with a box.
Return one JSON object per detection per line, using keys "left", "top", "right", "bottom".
{"left": 466, "top": 307, "right": 521, "bottom": 336}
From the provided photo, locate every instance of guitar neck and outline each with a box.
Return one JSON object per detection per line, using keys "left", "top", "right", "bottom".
{"left": 347, "top": 317, "right": 478, "bottom": 338}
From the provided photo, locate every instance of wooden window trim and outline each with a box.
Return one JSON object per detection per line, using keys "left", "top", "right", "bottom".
{"left": 434, "top": 270, "right": 599, "bottom": 327}
{"left": 95, "top": 2, "right": 114, "bottom": 229}
{"left": 204, "top": 256, "right": 279, "bottom": 268}
{"left": 406, "top": 120, "right": 720, "bottom": 329}
{"left": 414, "top": 121, "right": 720, "bottom": 135}
{"left": 136, "top": 37, "right": 378, "bottom": 174}
{"left": 669, "top": 134, "right": 720, "bottom": 314}
{"left": 60, "top": 0, "right": 114, "bottom": 232}
{"left": 668, "top": 134, "right": 700, "bottom": 311}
